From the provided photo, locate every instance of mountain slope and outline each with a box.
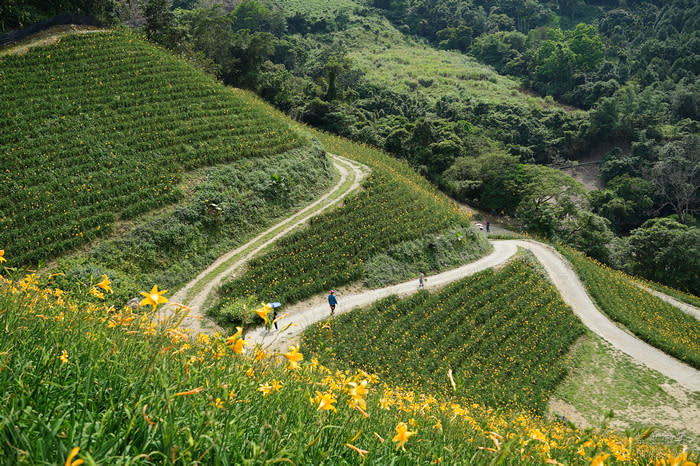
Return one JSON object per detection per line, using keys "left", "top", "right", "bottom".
{"left": 0, "top": 30, "right": 306, "bottom": 267}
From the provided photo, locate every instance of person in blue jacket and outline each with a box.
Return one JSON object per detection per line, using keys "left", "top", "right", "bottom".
{"left": 328, "top": 290, "right": 338, "bottom": 316}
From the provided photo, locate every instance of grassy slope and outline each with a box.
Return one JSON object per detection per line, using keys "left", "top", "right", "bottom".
{"left": 302, "top": 255, "right": 585, "bottom": 413}
{"left": 0, "top": 30, "right": 306, "bottom": 267}
{"left": 554, "top": 333, "right": 700, "bottom": 450}
{"left": 273, "top": 1, "right": 582, "bottom": 113}
{"left": 270, "top": 0, "right": 361, "bottom": 16}
{"left": 0, "top": 274, "right": 685, "bottom": 464}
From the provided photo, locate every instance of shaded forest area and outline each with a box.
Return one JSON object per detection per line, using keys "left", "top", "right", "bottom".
{"left": 2, "top": 0, "right": 698, "bottom": 293}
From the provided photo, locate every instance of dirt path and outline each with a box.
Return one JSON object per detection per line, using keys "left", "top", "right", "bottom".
{"left": 248, "top": 239, "right": 700, "bottom": 392}
{"left": 165, "top": 154, "right": 369, "bottom": 335}
{"left": 637, "top": 285, "right": 700, "bottom": 321}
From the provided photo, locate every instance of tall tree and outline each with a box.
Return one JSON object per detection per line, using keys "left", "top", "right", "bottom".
{"left": 651, "top": 136, "right": 700, "bottom": 224}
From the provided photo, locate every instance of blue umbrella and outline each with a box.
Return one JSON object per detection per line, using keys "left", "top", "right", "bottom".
{"left": 270, "top": 302, "right": 282, "bottom": 308}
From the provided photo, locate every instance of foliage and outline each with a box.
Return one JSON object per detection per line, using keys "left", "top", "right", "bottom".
{"left": 625, "top": 218, "right": 700, "bottom": 295}
{"left": 589, "top": 175, "right": 655, "bottom": 235}
{"left": 0, "top": 265, "right": 684, "bottom": 464}
{"left": 214, "top": 144, "right": 481, "bottom": 307}
{"left": 0, "top": 0, "right": 123, "bottom": 32}
{"left": 363, "top": 226, "right": 490, "bottom": 288}
{"left": 0, "top": 30, "right": 305, "bottom": 267}
{"left": 303, "top": 258, "right": 585, "bottom": 412}
{"left": 53, "top": 145, "right": 333, "bottom": 307}
{"left": 559, "top": 244, "right": 700, "bottom": 369}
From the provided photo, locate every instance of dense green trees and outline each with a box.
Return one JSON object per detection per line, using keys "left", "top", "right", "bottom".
{"left": 0, "top": 0, "right": 124, "bottom": 31}
{"left": 625, "top": 218, "right": 700, "bottom": 294}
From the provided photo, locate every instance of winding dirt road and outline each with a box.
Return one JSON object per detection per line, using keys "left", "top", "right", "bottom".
{"left": 248, "top": 240, "right": 700, "bottom": 392}
{"left": 166, "top": 154, "right": 368, "bottom": 335}
{"left": 166, "top": 153, "right": 699, "bottom": 393}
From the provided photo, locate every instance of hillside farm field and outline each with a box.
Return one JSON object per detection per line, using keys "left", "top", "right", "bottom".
{"left": 214, "top": 130, "right": 490, "bottom": 309}
{"left": 302, "top": 256, "right": 585, "bottom": 412}
{"left": 0, "top": 264, "right": 684, "bottom": 464}
{"left": 560, "top": 246, "right": 700, "bottom": 369}
{"left": 0, "top": 30, "right": 304, "bottom": 266}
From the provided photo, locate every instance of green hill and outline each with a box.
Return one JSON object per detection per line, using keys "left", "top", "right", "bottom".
{"left": 0, "top": 30, "right": 306, "bottom": 267}
{"left": 0, "top": 23, "right": 697, "bottom": 463}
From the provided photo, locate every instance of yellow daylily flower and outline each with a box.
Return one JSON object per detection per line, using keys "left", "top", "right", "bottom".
{"left": 258, "top": 383, "right": 273, "bottom": 397}
{"left": 392, "top": 422, "right": 416, "bottom": 451}
{"left": 348, "top": 380, "right": 369, "bottom": 410}
{"left": 655, "top": 448, "right": 696, "bottom": 466}
{"left": 590, "top": 453, "right": 610, "bottom": 466}
{"left": 225, "top": 327, "right": 247, "bottom": 354}
{"left": 65, "top": 446, "right": 84, "bottom": 466}
{"left": 59, "top": 350, "right": 69, "bottom": 365}
{"left": 284, "top": 345, "right": 303, "bottom": 370}
{"left": 0, "top": 249, "right": 6, "bottom": 263}
{"left": 96, "top": 274, "right": 112, "bottom": 293}
{"left": 312, "top": 391, "right": 337, "bottom": 412}
{"left": 140, "top": 285, "right": 168, "bottom": 311}
{"left": 255, "top": 304, "right": 272, "bottom": 326}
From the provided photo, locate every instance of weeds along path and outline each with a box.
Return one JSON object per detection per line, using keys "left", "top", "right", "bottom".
{"left": 167, "top": 154, "right": 369, "bottom": 335}
{"left": 250, "top": 239, "right": 700, "bottom": 392}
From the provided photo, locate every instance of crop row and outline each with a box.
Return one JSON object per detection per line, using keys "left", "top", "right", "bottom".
{"left": 302, "top": 259, "right": 585, "bottom": 412}
{"left": 217, "top": 170, "right": 470, "bottom": 305}
{"left": 0, "top": 260, "right": 675, "bottom": 464}
{"left": 0, "top": 31, "right": 306, "bottom": 266}
{"left": 559, "top": 246, "right": 700, "bottom": 369}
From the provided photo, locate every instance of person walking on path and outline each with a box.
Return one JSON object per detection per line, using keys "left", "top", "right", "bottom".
{"left": 328, "top": 290, "right": 338, "bottom": 316}
{"left": 486, "top": 221, "right": 490, "bottom": 233}
{"left": 418, "top": 272, "right": 426, "bottom": 288}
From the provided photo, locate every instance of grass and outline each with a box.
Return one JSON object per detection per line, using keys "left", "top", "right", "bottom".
{"left": 554, "top": 333, "right": 700, "bottom": 450}
{"left": 271, "top": 0, "right": 362, "bottom": 16}
{"left": 0, "top": 267, "right": 688, "bottom": 464}
{"left": 302, "top": 257, "right": 585, "bottom": 413}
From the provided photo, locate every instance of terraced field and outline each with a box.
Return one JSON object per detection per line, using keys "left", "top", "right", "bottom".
{"left": 302, "top": 256, "right": 585, "bottom": 412}
{"left": 559, "top": 246, "right": 700, "bottom": 369}
{"left": 214, "top": 130, "right": 490, "bottom": 307}
{"left": 0, "top": 30, "right": 305, "bottom": 266}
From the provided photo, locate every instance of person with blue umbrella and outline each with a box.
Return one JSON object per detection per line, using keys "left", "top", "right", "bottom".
{"left": 270, "top": 302, "right": 282, "bottom": 329}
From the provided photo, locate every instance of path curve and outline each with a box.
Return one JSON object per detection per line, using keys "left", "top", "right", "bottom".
{"left": 249, "top": 239, "right": 700, "bottom": 392}
{"left": 167, "top": 154, "right": 369, "bottom": 335}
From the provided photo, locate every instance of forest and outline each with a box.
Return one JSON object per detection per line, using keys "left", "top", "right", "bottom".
{"left": 2, "top": 0, "right": 698, "bottom": 293}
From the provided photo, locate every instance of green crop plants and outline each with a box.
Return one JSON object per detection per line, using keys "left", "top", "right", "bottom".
{"left": 0, "top": 30, "right": 305, "bottom": 267}
{"left": 303, "top": 257, "right": 585, "bottom": 413}
{"left": 558, "top": 245, "right": 700, "bottom": 369}
{"left": 54, "top": 144, "right": 333, "bottom": 306}
{"left": 636, "top": 279, "right": 700, "bottom": 309}
{"left": 213, "top": 130, "right": 490, "bottom": 311}
{"left": 0, "top": 261, "right": 687, "bottom": 464}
